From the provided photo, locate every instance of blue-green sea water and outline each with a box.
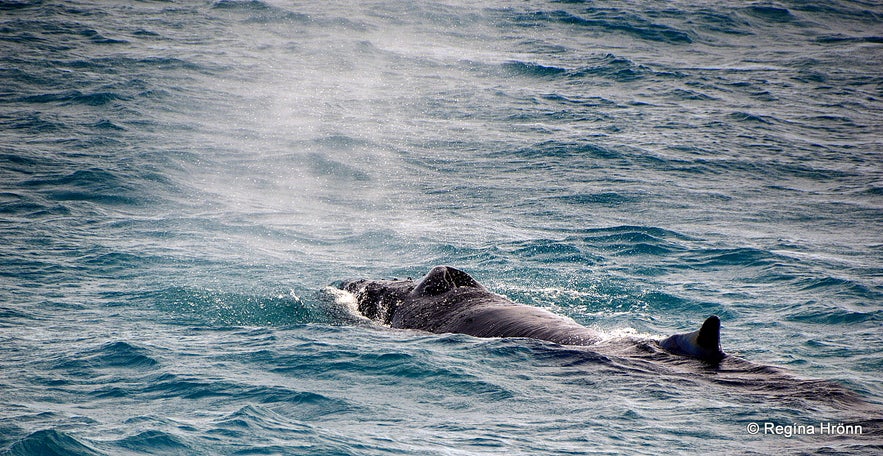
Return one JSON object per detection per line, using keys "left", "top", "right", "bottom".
{"left": 1, "top": 1, "right": 882, "bottom": 454}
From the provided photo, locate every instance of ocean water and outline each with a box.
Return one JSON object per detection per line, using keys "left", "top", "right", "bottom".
{"left": 1, "top": 0, "right": 882, "bottom": 454}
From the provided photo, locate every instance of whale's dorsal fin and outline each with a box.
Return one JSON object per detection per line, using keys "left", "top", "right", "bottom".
{"left": 696, "top": 315, "right": 721, "bottom": 352}
{"left": 659, "top": 316, "right": 725, "bottom": 363}
{"left": 411, "top": 266, "right": 483, "bottom": 297}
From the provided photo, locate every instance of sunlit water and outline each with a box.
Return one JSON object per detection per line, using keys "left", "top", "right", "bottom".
{"left": 1, "top": 1, "right": 881, "bottom": 454}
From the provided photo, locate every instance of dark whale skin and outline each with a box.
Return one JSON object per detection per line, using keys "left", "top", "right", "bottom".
{"left": 343, "top": 265, "right": 724, "bottom": 361}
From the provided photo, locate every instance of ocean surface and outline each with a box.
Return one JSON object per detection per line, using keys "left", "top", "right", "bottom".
{"left": 1, "top": 0, "right": 882, "bottom": 454}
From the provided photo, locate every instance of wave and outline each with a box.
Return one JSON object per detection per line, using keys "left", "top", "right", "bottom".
{"left": 146, "top": 286, "right": 357, "bottom": 327}
{"left": 115, "top": 430, "right": 191, "bottom": 455}
{"left": 796, "top": 309, "right": 883, "bottom": 326}
{"left": 729, "top": 111, "right": 772, "bottom": 123}
{"left": 501, "top": 61, "right": 567, "bottom": 77}
{"left": 816, "top": 34, "right": 883, "bottom": 44}
{"left": 140, "top": 373, "right": 354, "bottom": 414}
{"left": 15, "top": 90, "right": 128, "bottom": 107}
{"left": 572, "top": 54, "right": 654, "bottom": 82}
{"left": 503, "top": 140, "right": 624, "bottom": 160}
{"left": 553, "top": 192, "right": 637, "bottom": 208}
{"left": 78, "top": 341, "right": 159, "bottom": 371}
{"left": 18, "top": 168, "right": 146, "bottom": 207}
{"left": 212, "top": 0, "right": 312, "bottom": 24}
{"left": 681, "top": 247, "right": 779, "bottom": 268}
{"left": 743, "top": 5, "right": 796, "bottom": 23}
{"left": 4, "top": 429, "right": 106, "bottom": 456}
{"left": 578, "top": 225, "right": 692, "bottom": 258}
{"left": 505, "top": 238, "right": 596, "bottom": 264}
{"left": 515, "top": 10, "right": 692, "bottom": 44}
{"left": 501, "top": 54, "right": 681, "bottom": 83}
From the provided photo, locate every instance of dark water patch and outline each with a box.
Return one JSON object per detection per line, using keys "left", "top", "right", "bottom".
{"left": 212, "top": 0, "right": 275, "bottom": 11}
{"left": 1, "top": 111, "right": 64, "bottom": 133}
{"left": 0, "top": 1, "right": 40, "bottom": 11}
{"left": 205, "top": 405, "right": 363, "bottom": 454}
{"left": 214, "top": 405, "right": 312, "bottom": 434}
{"left": 90, "top": 386, "right": 131, "bottom": 399}
{"left": 664, "top": 88, "right": 716, "bottom": 101}
{"left": 611, "top": 242, "right": 677, "bottom": 257}
{"left": 801, "top": 114, "right": 858, "bottom": 129}
{"left": 0, "top": 200, "right": 69, "bottom": 218}
{"left": 787, "top": 307, "right": 881, "bottom": 325}
{"left": 582, "top": 230, "right": 674, "bottom": 246}
{"left": 793, "top": 2, "right": 883, "bottom": 21}
{"left": 132, "top": 29, "right": 160, "bottom": 37}
{"left": 117, "top": 371, "right": 341, "bottom": 422}
{"left": 269, "top": 343, "right": 514, "bottom": 402}
{"left": 91, "top": 119, "right": 125, "bottom": 131}
{"left": 859, "top": 185, "right": 883, "bottom": 197}
{"left": 677, "top": 156, "right": 858, "bottom": 183}
{"left": 62, "top": 56, "right": 214, "bottom": 74}
{"left": 520, "top": 10, "right": 692, "bottom": 44}
{"left": 816, "top": 34, "right": 883, "bottom": 44}
{"left": 81, "top": 341, "right": 160, "bottom": 370}
{"left": 0, "top": 306, "right": 36, "bottom": 323}
{"left": 505, "top": 238, "right": 598, "bottom": 264}
{"left": 135, "top": 380, "right": 355, "bottom": 420}
{"left": 578, "top": 225, "right": 694, "bottom": 242}
{"left": 19, "top": 168, "right": 146, "bottom": 208}
{"left": 142, "top": 373, "right": 235, "bottom": 400}
{"left": 3, "top": 429, "right": 106, "bottom": 456}
{"left": 539, "top": 93, "right": 618, "bottom": 108}
{"left": 47, "top": 190, "right": 138, "bottom": 206}
{"left": 573, "top": 54, "right": 652, "bottom": 82}
{"left": 747, "top": 89, "right": 777, "bottom": 102}
{"left": 510, "top": 140, "right": 624, "bottom": 160}
{"left": 0, "top": 423, "right": 24, "bottom": 450}
{"left": 0, "top": 67, "right": 51, "bottom": 90}
{"left": 730, "top": 111, "right": 772, "bottom": 123}
{"left": 553, "top": 192, "right": 636, "bottom": 208}
{"left": 77, "top": 250, "right": 150, "bottom": 275}
{"left": 0, "top": 152, "right": 41, "bottom": 170}
{"left": 77, "top": 28, "right": 127, "bottom": 45}
{"left": 270, "top": 349, "right": 425, "bottom": 379}
{"left": 16, "top": 90, "right": 129, "bottom": 107}
{"left": 502, "top": 60, "right": 568, "bottom": 78}
{"left": 792, "top": 69, "right": 828, "bottom": 84}
{"left": 230, "top": 396, "right": 351, "bottom": 427}
{"left": 692, "top": 10, "right": 752, "bottom": 35}
{"left": 46, "top": 342, "right": 160, "bottom": 376}
{"left": 682, "top": 248, "right": 778, "bottom": 269}
{"left": 743, "top": 5, "right": 796, "bottom": 23}
{"left": 639, "top": 290, "right": 723, "bottom": 316}
{"left": 796, "top": 276, "right": 882, "bottom": 301}
{"left": 249, "top": 388, "right": 350, "bottom": 413}
{"left": 115, "top": 430, "right": 191, "bottom": 455}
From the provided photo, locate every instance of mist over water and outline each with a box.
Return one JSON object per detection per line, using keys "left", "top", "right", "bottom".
{"left": 1, "top": 1, "right": 881, "bottom": 454}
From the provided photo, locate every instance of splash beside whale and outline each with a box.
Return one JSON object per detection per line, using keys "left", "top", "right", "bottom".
{"left": 341, "top": 265, "right": 725, "bottom": 362}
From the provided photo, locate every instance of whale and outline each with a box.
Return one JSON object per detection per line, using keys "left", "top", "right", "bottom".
{"left": 339, "top": 265, "right": 871, "bottom": 408}
{"left": 341, "top": 265, "right": 725, "bottom": 363}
